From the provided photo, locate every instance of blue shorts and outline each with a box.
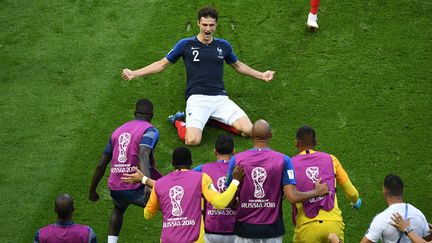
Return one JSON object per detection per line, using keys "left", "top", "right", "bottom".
{"left": 110, "top": 187, "right": 150, "bottom": 211}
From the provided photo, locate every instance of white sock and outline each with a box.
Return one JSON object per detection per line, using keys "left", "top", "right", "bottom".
{"left": 309, "top": 12, "right": 317, "bottom": 20}
{"left": 108, "top": 235, "right": 118, "bottom": 243}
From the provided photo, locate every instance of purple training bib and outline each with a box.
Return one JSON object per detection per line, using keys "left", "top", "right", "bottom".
{"left": 155, "top": 170, "right": 202, "bottom": 243}
{"left": 109, "top": 120, "right": 153, "bottom": 190}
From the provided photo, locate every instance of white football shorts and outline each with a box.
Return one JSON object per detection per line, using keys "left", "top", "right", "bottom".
{"left": 185, "top": 94, "right": 247, "bottom": 130}
{"left": 205, "top": 233, "right": 236, "bottom": 243}
{"left": 234, "top": 235, "right": 283, "bottom": 243}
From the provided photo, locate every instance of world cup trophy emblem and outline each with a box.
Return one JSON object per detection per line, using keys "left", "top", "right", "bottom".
{"left": 251, "top": 167, "right": 267, "bottom": 198}
{"left": 306, "top": 166, "right": 320, "bottom": 183}
{"left": 118, "top": 132, "right": 131, "bottom": 163}
{"left": 169, "top": 185, "right": 184, "bottom": 216}
{"left": 216, "top": 176, "right": 227, "bottom": 193}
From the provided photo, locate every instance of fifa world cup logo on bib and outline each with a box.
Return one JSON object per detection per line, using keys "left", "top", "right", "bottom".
{"left": 251, "top": 167, "right": 267, "bottom": 198}
{"left": 216, "top": 176, "right": 227, "bottom": 193}
{"left": 169, "top": 185, "right": 184, "bottom": 216}
{"left": 306, "top": 166, "right": 320, "bottom": 183}
{"left": 118, "top": 132, "right": 131, "bottom": 163}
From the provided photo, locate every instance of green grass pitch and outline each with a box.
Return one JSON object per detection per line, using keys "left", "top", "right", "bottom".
{"left": 0, "top": 0, "right": 431, "bottom": 242}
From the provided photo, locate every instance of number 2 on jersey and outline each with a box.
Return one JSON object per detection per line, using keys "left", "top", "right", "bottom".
{"left": 192, "top": 50, "right": 200, "bottom": 62}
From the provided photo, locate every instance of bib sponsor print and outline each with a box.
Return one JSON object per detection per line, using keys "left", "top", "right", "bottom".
{"left": 156, "top": 170, "right": 202, "bottom": 243}
{"left": 235, "top": 149, "right": 285, "bottom": 225}
{"left": 202, "top": 161, "right": 237, "bottom": 233}
{"left": 109, "top": 120, "right": 153, "bottom": 190}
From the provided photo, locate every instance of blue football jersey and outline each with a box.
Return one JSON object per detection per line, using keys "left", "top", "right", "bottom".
{"left": 166, "top": 36, "right": 238, "bottom": 99}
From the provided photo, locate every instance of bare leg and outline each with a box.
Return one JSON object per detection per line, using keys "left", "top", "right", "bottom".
{"left": 185, "top": 127, "right": 203, "bottom": 146}
{"left": 208, "top": 119, "right": 241, "bottom": 135}
{"left": 231, "top": 116, "right": 253, "bottom": 137}
{"left": 108, "top": 207, "right": 125, "bottom": 236}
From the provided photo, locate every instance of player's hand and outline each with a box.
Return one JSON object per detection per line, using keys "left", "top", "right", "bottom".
{"left": 122, "top": 68, "right": 135, "bottom": 81}
{"left": 232, "top": 166, "right": 245, "bottom": 182}
{"left": 391, "top": 212, "right": 410, "bottom": 232}
{"left": 88, "top": 190, "right": 100, "bottom": 202}
{"left": 314, "top": 178, "right": 329, "bottom": 196}
{"left": 328, "top": 233, "right": 341, "bottom": 243}
{"left": 351, "top": 198, "right": 362, "bottom": 209}
{"left": 261, "top": 70, "right": 275, "bottom": 83}
{"left": 121, "top": 166, "right": 144, "bottom": 184}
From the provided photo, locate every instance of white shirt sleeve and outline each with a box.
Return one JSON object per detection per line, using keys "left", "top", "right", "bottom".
{"left": 365, "top": 215, "right": 383, "bottom": 243}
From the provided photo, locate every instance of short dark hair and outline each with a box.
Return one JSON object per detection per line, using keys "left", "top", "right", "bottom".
{"left": 172, "top": 146, "right": 192, "bottom": 168}
{"left": 55, "top": 194, "right": 74, "bottom": 219}
{"left": 135, "top": 99, "right": 153, "bottom": 117}
{"left": 215, "top": 134, "right": 234, "bottom": 155}
{"left": 384, "top": 174, "right": 404, "bottom": 197}
{"left": 296, "top": 125, "right": 317, "bottom": 147}
{"left": 198, "top": 6, "right": 218, "bottom": 22}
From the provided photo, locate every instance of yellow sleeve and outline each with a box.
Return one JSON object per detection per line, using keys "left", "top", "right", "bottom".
{"left": 331, "top": 155, "right": 349, "bottom": 185}
{"left": 201, "top": 173, "right": 238, "bottom": 209}
{"left": 340, "top": 178, "right": 359, "bottom": 203}
{"left": 144, "top": 185, "right": 159, "bottom": 220}
{"left": 331, "top": 155, "right": 359, "bottom": 203}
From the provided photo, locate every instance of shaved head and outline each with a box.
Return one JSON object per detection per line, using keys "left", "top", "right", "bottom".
{"left": 252, "top": 119, "right": 272, "bottom": 141}
{"left": 55, "top": 193, "right": 74, "bottom": 219}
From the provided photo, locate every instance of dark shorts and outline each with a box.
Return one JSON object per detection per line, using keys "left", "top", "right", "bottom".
{"left": 110, "top": 187, "right": 150, "bottom": 211}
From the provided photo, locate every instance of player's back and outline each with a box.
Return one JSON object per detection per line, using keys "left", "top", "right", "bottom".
{"left": 201, "top": 161, "right": 236, "bottom": 234}
{"left": 234, "top": 149, "right": 285, "bottom": 225}
{"left": 109, "top": 119, "right": 153, "bottom": 191}
{"left": 155, "top": 170, "right": 203, "bottom": 243}
{"left": 38, "top": 223, "right": 92, "bottom": 243}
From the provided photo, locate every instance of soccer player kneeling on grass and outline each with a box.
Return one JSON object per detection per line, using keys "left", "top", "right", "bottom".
{"left": 122, "top": 6, "right": 275, "bottom": 146}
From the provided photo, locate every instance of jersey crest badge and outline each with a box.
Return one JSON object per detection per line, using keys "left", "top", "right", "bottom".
{"left": 217, "top": 47, "right": 224, "bottom": 58}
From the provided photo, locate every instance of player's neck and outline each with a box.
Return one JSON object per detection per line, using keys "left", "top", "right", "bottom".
{"left": 298, "top": 146, "right": 315, "bottom": 153}
{"left": 216, "top": 154, "right": 231, "bottom": 162}
{"left": 57, "top": 217, "right": 73, "bottom": 223}
{"left": 253, "top": 140, "right": 270, "bottom": 149}
{"left": 135, "top": 114, "right": 151, "bottom": 121}
{"left": 174, "top": 166, "right": 190, "bottom": 171}
{"left": 197, "top": 34, "right": 213, "bottom": 44}
{"left": 386, "top": 196, "right": 404, "bottom": 206}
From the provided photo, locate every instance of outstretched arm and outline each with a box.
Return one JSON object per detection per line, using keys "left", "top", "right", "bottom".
{"left": 332, "top": 155, "right": 361, "bottom": 208}
{"left": 122, "top": 57, "right": 171, "bottom": 81}
{"left": 121, "top": 167, "right": 155, "bottom": 188}
{"left": 283, "top": 181, "right": 329, "bottom": 204}
{"left": 89, "top": 153, "right": 111, "bottom": 202}
{"left": 203, "top": 166, "right": 245, "bottom": 209}
{"left": 340, "top": 179, "right": 359, "bottom": 203}
{"left": 230, "top": 60, "right": 275, "bottom": 82}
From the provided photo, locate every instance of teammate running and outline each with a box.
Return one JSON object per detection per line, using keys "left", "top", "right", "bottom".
{"left": 88, "top": 99, "right": 162, "bottom": 243}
